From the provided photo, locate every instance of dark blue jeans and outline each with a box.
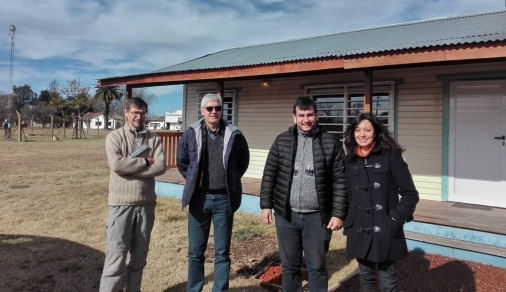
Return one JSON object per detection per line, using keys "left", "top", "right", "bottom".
{"left": 357, "top": 259, "right": 398, "bottom": 292}
{"left": 187, "top": 193, "right": 234, "bottom": 292}
{"left": 275, "top": 210, "right": 332, "bottom": 292}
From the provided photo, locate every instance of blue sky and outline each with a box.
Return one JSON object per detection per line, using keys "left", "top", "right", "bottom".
{"left": 0, "top": 0, "right": 504, "bottom": 116}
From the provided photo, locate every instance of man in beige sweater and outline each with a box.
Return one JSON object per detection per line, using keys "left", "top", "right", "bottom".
{"left": 100, "top": 97, "right": 166, "bottom": 292}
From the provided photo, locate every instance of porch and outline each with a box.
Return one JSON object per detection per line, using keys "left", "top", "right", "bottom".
{"left": 157, "top": 169, "right": 506, "bottom": 235}
{"left": 156, "top": 169, "right": 506, "bottom": 268}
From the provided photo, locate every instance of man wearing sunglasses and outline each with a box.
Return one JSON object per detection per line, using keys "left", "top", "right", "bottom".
{"left": 177, "top": 93, "right": 250, "bottom": 292}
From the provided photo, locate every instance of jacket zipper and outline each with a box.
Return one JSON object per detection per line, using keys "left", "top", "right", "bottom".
{"left": 298, "top": 135, "right": 307, "bottom": 208}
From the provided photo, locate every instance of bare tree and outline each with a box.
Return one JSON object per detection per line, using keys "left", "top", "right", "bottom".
{"left": 119, "top": 87, "right": 158, "bottom": 108}
{"left": 61, "top": 79, "right": 91, "bottom": 118}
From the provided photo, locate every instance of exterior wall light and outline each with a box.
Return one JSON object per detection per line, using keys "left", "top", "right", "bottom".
{"left": 260, "top": 80, "right": 271, "bottom": 87}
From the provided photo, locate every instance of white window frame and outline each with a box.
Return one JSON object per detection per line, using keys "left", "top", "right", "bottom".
{"left": 304, "top": 81, "right": 395, "bottom": 139}
{"left": 197, "top": 90, "right": 237, "bottom": 124}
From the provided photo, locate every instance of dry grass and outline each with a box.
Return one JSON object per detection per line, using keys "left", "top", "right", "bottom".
{"left": 0, "top": 132, "right": 356, "bottom": 291}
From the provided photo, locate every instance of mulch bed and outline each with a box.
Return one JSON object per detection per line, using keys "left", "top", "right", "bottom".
{"left": 334, "top": 251, "right": 506, "bottom": 292}
{"left": 254, "top": 263, "right": 309, "bottom": 289}
{"left": 205, "top": 234, "right": 506, "bottom": 292}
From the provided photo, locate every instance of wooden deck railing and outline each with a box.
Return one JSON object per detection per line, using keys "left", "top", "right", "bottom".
{"left": 157, "top": 132, "right": 183, "bottom": 169}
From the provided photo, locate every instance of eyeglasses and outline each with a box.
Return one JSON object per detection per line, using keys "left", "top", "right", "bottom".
{"left": 128, "top": 111, "right": 146, "bottom": 117}
{"left": 203, "top": 106, "right": 222, "bottom": 112}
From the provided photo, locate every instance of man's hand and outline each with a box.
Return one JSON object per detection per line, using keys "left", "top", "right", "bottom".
{"left": 261, "top": 209, "right": 273, "bottom": 225}
{"left": 146, "top": 158, "right": 155, "bottom": 165}
{"left": 327, "top": 216, "right": 343, "bottom": 231}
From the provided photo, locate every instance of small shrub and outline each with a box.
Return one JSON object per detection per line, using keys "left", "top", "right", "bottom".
{"left": 233, "top": 228, "right": 261, "bottom": 242}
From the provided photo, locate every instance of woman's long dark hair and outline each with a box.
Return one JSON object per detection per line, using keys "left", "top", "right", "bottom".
{"left": 343, "top": 113, "right": 404, "bottom": 159}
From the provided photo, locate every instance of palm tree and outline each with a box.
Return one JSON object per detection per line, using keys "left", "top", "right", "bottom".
{"left": 94, "top": 85, "right": 122, "bottom": 130}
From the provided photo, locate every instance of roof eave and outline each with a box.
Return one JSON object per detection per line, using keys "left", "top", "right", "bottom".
{"left": 98, "top": 41, "right": 506, "bottom": 87}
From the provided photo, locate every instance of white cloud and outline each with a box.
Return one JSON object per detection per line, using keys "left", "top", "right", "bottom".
{"left": 0, "top": 0, "right": 504, "bottom": 109}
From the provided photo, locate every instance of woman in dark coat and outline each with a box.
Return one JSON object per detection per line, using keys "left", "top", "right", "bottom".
{"left": 342, "top": 113, "right": 419, "bottom": 292}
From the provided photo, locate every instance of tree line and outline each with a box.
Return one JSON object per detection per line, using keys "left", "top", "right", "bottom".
{"left": 0, "top": 79, "right": 157, "bottom": 130}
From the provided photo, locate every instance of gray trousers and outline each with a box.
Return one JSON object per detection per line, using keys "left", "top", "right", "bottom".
{"left": 99, "top": 203, "right": 156, "bottom": 292}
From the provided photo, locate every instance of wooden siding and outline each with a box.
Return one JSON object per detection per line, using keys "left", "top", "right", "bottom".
{"left": 245, "top": 149, "right": 269, "bottom": 179}
{"left": 184, "top": 60, "right": 506, "bottom": 201}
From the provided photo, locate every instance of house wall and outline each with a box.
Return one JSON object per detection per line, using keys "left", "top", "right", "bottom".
{"left": 184, "top": 60, "right": 506, "bottom": 201}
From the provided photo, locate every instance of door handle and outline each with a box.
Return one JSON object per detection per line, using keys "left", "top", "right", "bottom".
{"left": 494, "top": 135, "right": 505, "bottom": 140}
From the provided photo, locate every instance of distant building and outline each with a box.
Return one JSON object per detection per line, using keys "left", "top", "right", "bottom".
{"left": 81, "top": 112, "right": 124, "bottom": 130}
{"left": 146, "top": 116, "right": 166, "bottom": 130}
{"left": 164, "top": 110, "right": 182, "bottom": 131}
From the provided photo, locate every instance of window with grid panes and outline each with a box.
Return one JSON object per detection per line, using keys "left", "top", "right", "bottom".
{"left": 305, "top": 82, "right": 394, "bottom": 140}
{"left": 197, "top": 91, "right": 236, "bottom": 124}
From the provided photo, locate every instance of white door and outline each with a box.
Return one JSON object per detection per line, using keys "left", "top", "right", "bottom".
{"left": 449, "top": 80, "right": 506, "bottom": 208}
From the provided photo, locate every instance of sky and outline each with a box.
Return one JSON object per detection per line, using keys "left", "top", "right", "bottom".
{"left": 0, "top": 0, "right": 505, "bottom": 116}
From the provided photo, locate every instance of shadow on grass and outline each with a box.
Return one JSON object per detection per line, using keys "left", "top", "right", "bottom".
{"left": 163, "top": 251, "right": 281, "bottom": 292}
{"left": 0, "top": 234, "right": 104, "bottom": 292}
{"left": 335, "top": 249, "right": 476, "bottom": 292}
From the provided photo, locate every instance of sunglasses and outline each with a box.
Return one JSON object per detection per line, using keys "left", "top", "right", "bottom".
{"left": 203, "top": 106, "right": 222, "bottom": 112}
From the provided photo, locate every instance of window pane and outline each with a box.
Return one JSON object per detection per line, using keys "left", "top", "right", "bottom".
{"left": 347, "top": 108, "right": 363, "bottom": 117}
{"left": 223, "top": 109, "right": 233, "bottom": 116}
{"left": 373, "top": 94, "right": 389, "bottom": 101}
{"left": 348, "top": 94, "right": 364, "bottom": 116}
{"left": 223, "top": 97, "right": 233, "bottom": 103}
{"left": 319, "top": 124, "right": 343, "bottom": 133}
{"left": 378, "top": 115, "right": 389, "bottom": 126}
{"left": 307, "top": 83, "right": 394, "bottom": 137}
{"left": 319, "top": 117, "right": 344, "bottom": 124}
{"left": 315, "top": 96, "right": 344, "bottom": 103}
{"left": 318, "top": 109, "right": 343, "bottom": 117}
{"left": 373, "top": 109, "right": 389, "bottom": 117}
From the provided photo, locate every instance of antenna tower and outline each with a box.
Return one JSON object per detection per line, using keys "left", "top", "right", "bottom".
{"left": 8, "top": 25, "right": 16, "bottom": 114}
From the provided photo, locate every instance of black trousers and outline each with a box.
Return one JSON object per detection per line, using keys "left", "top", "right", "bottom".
{"left": 357, "top": 258, "right": 398, "bottom": 292}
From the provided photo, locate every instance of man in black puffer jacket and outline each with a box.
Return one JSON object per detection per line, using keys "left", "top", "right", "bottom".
{"left": 260, "top": 96, "right": 347, "bottom": 292}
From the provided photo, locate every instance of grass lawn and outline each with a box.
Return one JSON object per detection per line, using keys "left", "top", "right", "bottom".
{"left": 0, "top": 129, "right": 356, "bottom": 291}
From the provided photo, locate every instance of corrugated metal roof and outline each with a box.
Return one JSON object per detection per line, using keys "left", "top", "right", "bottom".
{"left": 103, "top": 10, "right": 506, "bottom": 80}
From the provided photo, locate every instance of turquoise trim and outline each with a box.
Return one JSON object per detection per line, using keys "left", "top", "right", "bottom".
{"left": 404, "top": 221, "right": 506, "bottom": 248}
{"left": 441, "top": 80, "right": 449, "bottom": 201}
{"left": 407, "top": 240, "right": 506, "bottom": 269}
{"left": 155, "top": 182, "right": 184, "bottom": 199}
{"left": 155, "top": 181, "right": 262, "bottom": 215}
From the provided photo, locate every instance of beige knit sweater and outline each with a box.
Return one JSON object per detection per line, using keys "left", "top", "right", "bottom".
{"left": 105, "top": 123, "right": 166, "bottom": 205}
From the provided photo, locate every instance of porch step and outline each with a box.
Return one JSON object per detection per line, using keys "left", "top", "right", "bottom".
{"left": 405, "top": 231, "right": 506, "bottom": 258}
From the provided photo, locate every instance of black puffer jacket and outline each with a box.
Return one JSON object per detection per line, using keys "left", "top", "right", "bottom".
{"left": 260, "top": 125, "right": 347, "bottom": 224}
